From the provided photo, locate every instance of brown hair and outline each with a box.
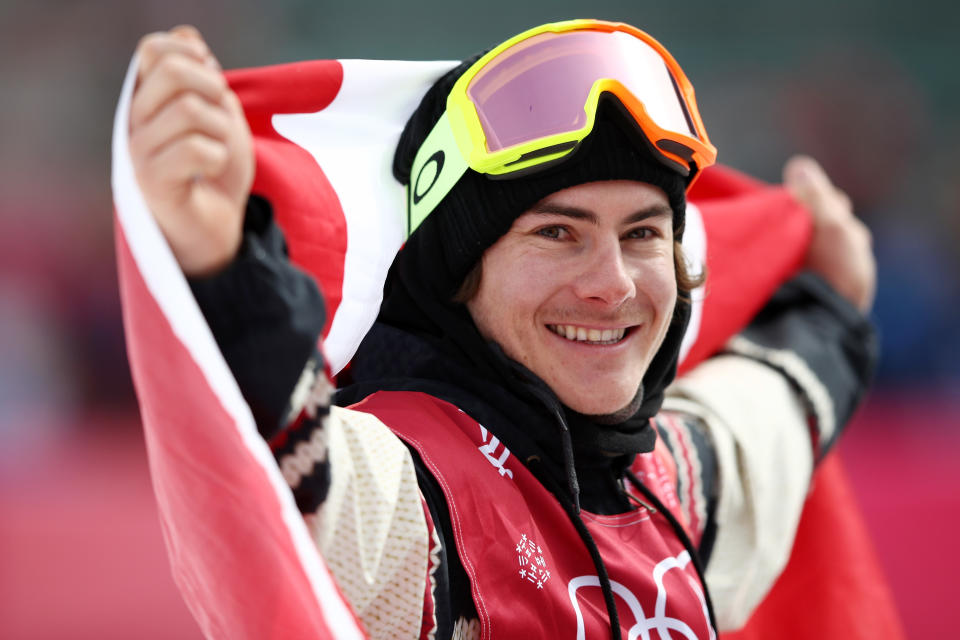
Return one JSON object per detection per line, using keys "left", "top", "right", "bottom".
{"left": 453, "top": 240, "right": 706, "bottom": 304}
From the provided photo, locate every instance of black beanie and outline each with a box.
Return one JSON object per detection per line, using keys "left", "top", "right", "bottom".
{"left": 392, "top": 56, "right": 689, "bottom": 298}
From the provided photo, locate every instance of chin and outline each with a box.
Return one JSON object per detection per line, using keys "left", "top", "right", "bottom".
{"left": 558, "top": 387, "right": 640, "bottom": 418}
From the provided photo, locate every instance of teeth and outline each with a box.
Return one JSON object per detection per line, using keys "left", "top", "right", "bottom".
{"left": 549, "top": 325, "right": 626, "bottom": 345}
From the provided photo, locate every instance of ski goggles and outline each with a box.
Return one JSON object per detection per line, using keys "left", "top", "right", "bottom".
{"left": 406, "top": 19, "right": 717, "bottom": 237}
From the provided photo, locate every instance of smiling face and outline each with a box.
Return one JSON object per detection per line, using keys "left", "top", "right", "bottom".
{"left": 466, "top": 180, "right": 678, "bottom": 416}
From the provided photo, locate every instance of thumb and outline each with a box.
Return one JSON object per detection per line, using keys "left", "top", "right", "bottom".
{"left": 782, "top": 155, "right": 851, "bottom": 225}
{"left": 783, "top": 155, "right": 828, "bottom": 202}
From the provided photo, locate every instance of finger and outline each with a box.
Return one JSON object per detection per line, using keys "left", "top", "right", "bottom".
{"left": 130, "top": 91, "right": 232, "bottom": 160}
{"left": 783, "top": 155, "right": 829, "bottom": 200}
{"left": 136, "top": 31, "right": 209, "bottom": 82}
{"left": 142, "top": 133, "right": 230, "bottom": 187}
{"left": 220, "top": 84, "right": 248, "bottom": 123}
{"left": 782, "top": 155, "right": 850, "bottom": 223}
{"left": 834, "top": 188, "right": 853, "bottom": 215}
{"left": 131, "top": 52, "right": 227, "bottom": 128}
{"left": 220, "top": 88, "right": 255, "bottom": 155}
{"left": 168, "top": 25, "right": 224, "bottom": 70}
{"left": 168, "top": 24, "right": 206, "bottom": 44}
{"left": 848, "top": 215, "right": 874, "bottom": 250}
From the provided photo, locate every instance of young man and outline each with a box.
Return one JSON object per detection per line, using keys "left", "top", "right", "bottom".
{"left": 129, "top": 21, "right": 876, "bottom": 639}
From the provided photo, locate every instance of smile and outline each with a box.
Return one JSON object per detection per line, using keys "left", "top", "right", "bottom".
{"left": 547, "top": 324, "right": 629, "bottom": 345}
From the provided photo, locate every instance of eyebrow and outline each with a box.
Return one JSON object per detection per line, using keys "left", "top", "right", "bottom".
{"left": 527, "top": 201, "right": 673, "bottom": 225}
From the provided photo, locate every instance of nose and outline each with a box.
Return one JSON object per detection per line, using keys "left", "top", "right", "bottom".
{"left": 572, "top": 240, "right": 636, "bottom": 307}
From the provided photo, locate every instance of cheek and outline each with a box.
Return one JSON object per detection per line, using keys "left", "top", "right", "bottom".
{"left": 638, "top": 257, "right": 679, "bottom": 344}
{"left": 635, "top": 251, "right": 678, "bottom": 305}
{"left": 656, "top": 262, "right": 679, "bottom": 308}
{"left": 467, "top": 257, "right": 531, "bottom": 343}
{"left": 465, "top": 284, "right": 499, "bottom": 343}
{"left": 467, "top": 251, "right": 557, "bottom": 361}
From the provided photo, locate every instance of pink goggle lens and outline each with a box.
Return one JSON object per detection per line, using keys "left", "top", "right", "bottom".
{"left": 467, "top": 30, "right": 695, "bottom": 153}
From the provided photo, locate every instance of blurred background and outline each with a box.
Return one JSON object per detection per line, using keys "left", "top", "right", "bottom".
{"left": 1, "top": 0, "right": 957, "bottom": 637}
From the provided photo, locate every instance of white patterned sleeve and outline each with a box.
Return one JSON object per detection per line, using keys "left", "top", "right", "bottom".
{"left": 278, "top": 406, "right": 432, "bottom": 640}
{"left": 663, "top": 355, "right": 814, "bottom": 632}
{"left": 662, "top": 272, "right": 877, "bottom": 631}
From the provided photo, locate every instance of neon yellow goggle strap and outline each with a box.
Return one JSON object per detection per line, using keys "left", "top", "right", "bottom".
{"left": 407, "top": 111, "right": 469, "bottom": 238}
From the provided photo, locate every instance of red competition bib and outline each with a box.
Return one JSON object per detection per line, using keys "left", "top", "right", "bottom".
{"left": 356, "top": 391, "right": 713, "bottom": 640}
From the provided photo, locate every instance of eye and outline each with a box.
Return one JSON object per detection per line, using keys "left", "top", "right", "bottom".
{"left": 624, "top": 226, "right": 659, "bottom": 240}
{"left": 535, "top": 225, "right": 569, "bottom": 240}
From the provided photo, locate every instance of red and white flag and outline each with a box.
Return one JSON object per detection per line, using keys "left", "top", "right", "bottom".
{"left": 112, "top": 56, "right": 902, "bottom": 639}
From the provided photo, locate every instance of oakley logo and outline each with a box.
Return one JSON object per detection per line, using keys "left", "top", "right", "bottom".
{"left": 412, "top": 150, "right": 444, "bottom": 205}
{"left": 568, "top": 551, "right": 714, "bottom": 640}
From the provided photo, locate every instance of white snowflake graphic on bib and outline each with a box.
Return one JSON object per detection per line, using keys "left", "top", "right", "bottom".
{"left": 516, "top": 533, "right": 551, "bottom": 589}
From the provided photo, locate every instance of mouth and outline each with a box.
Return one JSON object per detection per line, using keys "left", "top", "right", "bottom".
{"left": 546, "top": 324, "right": 631, "bottom": 346}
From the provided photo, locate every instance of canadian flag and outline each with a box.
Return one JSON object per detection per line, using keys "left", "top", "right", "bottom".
{"left": 112, "top": 56, "right": 902, "bottom": 639}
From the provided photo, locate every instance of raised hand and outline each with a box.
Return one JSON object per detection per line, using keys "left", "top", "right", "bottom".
{"left": 783, "top": 155, "right": 876, "bottom": 313}
{"left": 129, "top": 25, "right": 254, "bottom": 277}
